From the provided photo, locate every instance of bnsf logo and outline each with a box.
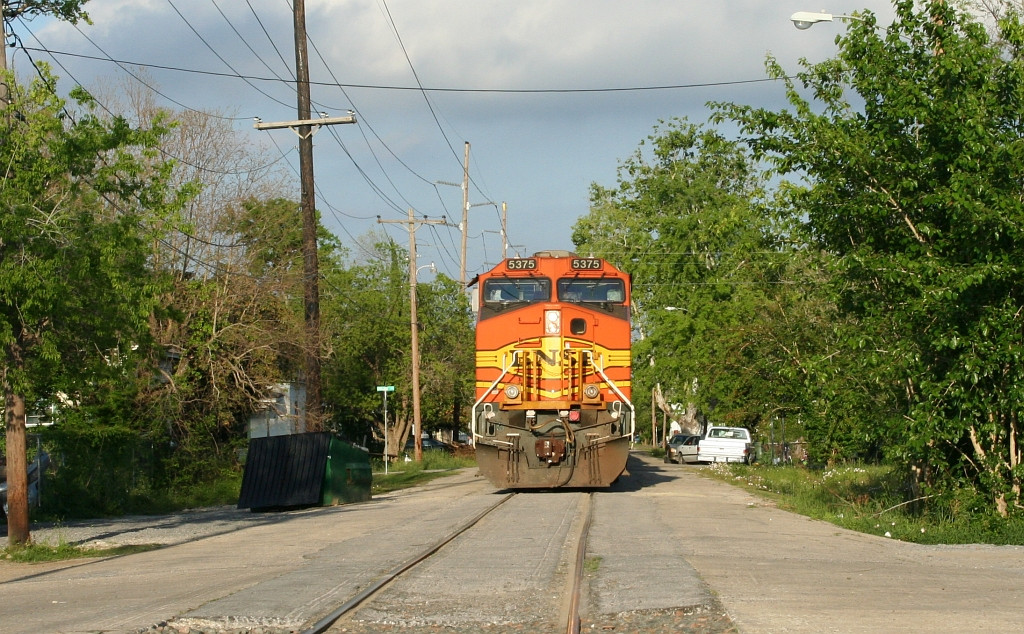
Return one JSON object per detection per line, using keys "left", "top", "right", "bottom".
{"left": 516, "top": 349, "right": 562, "bottom": 367}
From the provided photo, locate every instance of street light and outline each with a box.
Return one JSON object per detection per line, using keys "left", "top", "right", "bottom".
{"left": 376, "top": 384, "right": 395, "bottom": 472}
{"left": 790, "top": 11, "right": 860, "bottom": 30}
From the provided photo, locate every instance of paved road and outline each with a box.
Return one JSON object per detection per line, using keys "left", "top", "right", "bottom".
{"left": 2, "top": 453, "right": 1023, "bottom": 633}
{"left": 642, "top": 454, "right": 1024, "bottom": 632}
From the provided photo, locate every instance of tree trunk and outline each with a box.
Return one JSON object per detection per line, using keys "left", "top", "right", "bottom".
{"left": 4, "top": 388, "right": 30, "bottom": 545}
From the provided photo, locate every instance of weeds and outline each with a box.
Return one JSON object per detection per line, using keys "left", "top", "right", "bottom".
{"left": 706, "top": 463, "right": 1024, "bottom": 545}
{"left": 371, "top": 450, "right": 477, "bottom": 495}
{"left": 2, "top": 539, "right": 161, "bottom": 563}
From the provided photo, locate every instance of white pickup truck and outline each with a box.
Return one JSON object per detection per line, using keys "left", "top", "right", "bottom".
{"left": 698, "top": 426, "right": 753, "bottom": 464}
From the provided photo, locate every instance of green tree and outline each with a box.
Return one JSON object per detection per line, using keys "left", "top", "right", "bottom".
{"left": 719, "top": 1, "right": 1024, "bottom": 514}
{"left": 320, "top": 238, "right": 474, "bottom": 458}
{"left": 104, "top": 74, "right": 312, "bottom": 491}
{"left": 1, "top": 66, "right": 190, "bottom": 544}
{"left": 415, "top": 274, "right": 475, "bottom": 441}
{"left": 321, "top": 239, "right": 411, "bottom": 453}
{"left": 573, "top": 118, "right": 788, "bottom": 436}
{"left": 72, "top": 78, "right": 306, "bottom": 501}
{"left": 2, "top": 1, "right": 90, "bottom": 22}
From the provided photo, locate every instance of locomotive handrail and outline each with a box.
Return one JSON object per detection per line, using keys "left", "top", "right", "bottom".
{"left": 585, "top": 351, "right": 634, "bottom": 412}
{"left": 471, "top": 351, "right": 519, "bottom": 444}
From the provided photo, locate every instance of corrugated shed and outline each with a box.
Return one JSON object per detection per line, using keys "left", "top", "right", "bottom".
{"left": 237, "top": 432, "right": 331, "bottom": 511}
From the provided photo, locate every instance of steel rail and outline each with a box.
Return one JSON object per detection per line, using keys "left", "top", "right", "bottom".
{"left": 565, "top": 491, "right": 595, "bottom": 634}
{"left": 301, "top": 492, "right": 515, "bottom": 634}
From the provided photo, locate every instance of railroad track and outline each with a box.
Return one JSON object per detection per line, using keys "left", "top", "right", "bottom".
{"left": 303, "top": 491, "right": 596, "bottom": 634}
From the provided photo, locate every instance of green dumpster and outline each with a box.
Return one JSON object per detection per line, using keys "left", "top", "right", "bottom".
{"left": 322, "top": 436, "right": 372, "bottom": 505}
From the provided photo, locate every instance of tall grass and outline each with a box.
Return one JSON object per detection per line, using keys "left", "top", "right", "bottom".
{"left": 709, "top": 463, "right": 1024, "bottom": 545}
{"left": 371, "top": 450, "right": 476, "bottom": 495}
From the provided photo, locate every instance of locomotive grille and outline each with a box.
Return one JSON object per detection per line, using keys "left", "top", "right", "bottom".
{"left": 515, "top": 347, "right": 591, "bottom": 402}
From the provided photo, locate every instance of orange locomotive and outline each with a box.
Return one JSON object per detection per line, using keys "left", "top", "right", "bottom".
{"left": 470, "top": 250, "right": 634, "bottom": 488}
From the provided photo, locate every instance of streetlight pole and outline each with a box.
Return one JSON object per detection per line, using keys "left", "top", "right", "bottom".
{"left": 376, "top": 384, "right": 395, "bottom": 472}
{"left": 460, "top": 142, "right": 470, "bottom": 286}
{"left": 501, "top": 202, "right": 508, "bottom": 260}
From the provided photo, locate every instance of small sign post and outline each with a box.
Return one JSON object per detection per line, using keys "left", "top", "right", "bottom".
{"left": 376, "top": 386, "right": 395, "bottom": 473}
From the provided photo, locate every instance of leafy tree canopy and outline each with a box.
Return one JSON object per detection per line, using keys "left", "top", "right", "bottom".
{"left": 717, "top": 0, "right": 1024, "bottom": 514}
{"left": 573, "top": 118, "right": 794, "bottom": 430}
{"left": 2, "top": 64, "right": 192, "bottom": 543}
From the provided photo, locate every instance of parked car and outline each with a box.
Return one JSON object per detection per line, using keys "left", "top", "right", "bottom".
{"left": 403, "top": 436, "right": 454, "bottom": 455}
{"left": 664, "top": 434, "right": 701, "bottom": 464}
{"left": 698, "top": 426, "right": 753, "bottom": 464}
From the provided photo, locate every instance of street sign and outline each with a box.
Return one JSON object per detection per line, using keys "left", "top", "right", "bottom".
{"left": 376, "top": 385, "right": 395, "bottom": 392}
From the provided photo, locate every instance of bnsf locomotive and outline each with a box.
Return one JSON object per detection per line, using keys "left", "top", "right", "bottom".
{"left": 470, "top": 250, "right": 634, "bottom": 488}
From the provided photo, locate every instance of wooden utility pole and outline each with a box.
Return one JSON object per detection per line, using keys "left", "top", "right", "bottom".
{"left": 293, "top": 0, "right": 321, "bottom": 431}
{"left": 459, "top": 142, "right": 470, "bottom": 286}
{"left": 1, "top": 0, "right": 30, "bottom": 547}
{"left": 255, "top": 0, "right": 355, "bottom": 432}
{"left": 378, "top": 210, "right": 445, "bottom": 461}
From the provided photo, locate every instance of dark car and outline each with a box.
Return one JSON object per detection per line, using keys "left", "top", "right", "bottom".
{"left": 665, "top": 434, "right": 700, "bottom": 464}
{"left": 404, "top": 436, "right": 454, "bottom": 455}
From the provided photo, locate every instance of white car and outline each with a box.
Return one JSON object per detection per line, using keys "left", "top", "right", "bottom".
{"left": 698, "top": 427, "right": 753, "bottom": 464}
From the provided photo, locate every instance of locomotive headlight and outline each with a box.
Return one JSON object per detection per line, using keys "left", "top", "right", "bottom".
{"left": 583, "top": 384, "right": 600, "bottom": 399}
{"left": 504, "top": 384, "right": 521, "bottom": 400}
{"left": 545, "top": 310, "right": 561, "bottom": 335}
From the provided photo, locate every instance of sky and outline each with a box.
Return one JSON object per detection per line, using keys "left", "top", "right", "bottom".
{"left": 10, "top": 0, "right": 899, "bottom": 282}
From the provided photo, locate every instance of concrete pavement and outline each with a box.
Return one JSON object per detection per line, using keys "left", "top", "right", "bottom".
{"left": 2, "top": 455, "right": 1022, "bottom": 633}
{"left": 635, "top": 452, "right": 1024, "bottom": 632}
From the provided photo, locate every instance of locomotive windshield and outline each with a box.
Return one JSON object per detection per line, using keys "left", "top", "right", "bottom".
{"left": 484, "top": 277, "right": 551, "bottom": 304}
{"left": 557, "top": 278, "right": 626, "bottom": 304}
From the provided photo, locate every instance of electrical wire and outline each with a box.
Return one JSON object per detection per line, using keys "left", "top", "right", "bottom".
{"left": 287, "top": 0, "right": 464, "bottom": 270}
{"left": 18, "top": 19, "right": 295, "bottom": 178}
{"left": 247, "top": 0, "right": 295, "bottom": 80}
{"left": 164, "top": 0, "right": 295, "bottom": 110}
{"left": 70, "top": 23, "right": 250, "bottom": 122}
{"left": 211, "top": 0, "right": 293, "bottom": 84}
{"left": 20, "top": 46, "right": 785, "bottom": 95}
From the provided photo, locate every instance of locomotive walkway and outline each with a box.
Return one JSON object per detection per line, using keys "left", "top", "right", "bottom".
{"left": 2, "top": 453, "right": 1023, "bottom": 632}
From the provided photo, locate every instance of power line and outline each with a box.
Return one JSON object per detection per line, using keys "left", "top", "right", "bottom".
{"left": 21, "top": 46, "right": 783, "bottom": 94}
{"left": 18, "top": 20, "right": 298, "bottom": 179}
{"left": 246, "top": 0, "right": 294, "bottom": 80}
{"left": 164, "top": 0, "right": 294, "bottom": 110}
{"left": 211, "top": 0, "right": 292, "bottom": 84}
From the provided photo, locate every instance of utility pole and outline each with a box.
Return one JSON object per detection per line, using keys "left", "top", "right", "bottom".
{"left": 378, "top": 210, "right": 445, "bottom": 461}
{"left": 292, "top": 0, "right": 321, "bottom": 432}
{"left": 1, "top": 1, "right": 29, "bottom": 548}
{"left": 459, "top": 141, "right": 470, "bottom": 286}
{"left": 255, "top": 0, "right": 355, "bottom": 432}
